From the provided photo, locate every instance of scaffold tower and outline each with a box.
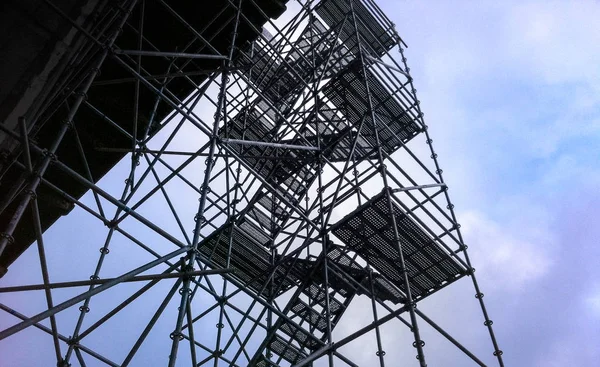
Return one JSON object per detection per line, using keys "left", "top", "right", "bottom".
{"left": 0, "top": 0, "right": 505, "bottom": 366}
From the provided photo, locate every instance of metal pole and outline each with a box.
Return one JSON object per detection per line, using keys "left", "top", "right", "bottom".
{"left": 18, "top": 116, "right": 63, "bottom": 364}
{"left": 0, "top": 303, "right": 119, "bottom": 367}
{"left": 414, "top": 309, "right": 487, "bottom": 367}
{"left": 166, "top": 0, "right": 243, "bottom": 362}
{"left": 0, "top": 246, "right": 190, "bottom": 340}
{"left": 368, "top": 269, "right": 386, "bottom": 367}
{"left": 221, "top": 138, "right": 321, "bottom": 151}
{"left": 0, "top": 0, "right": 135, "bottom": 258}
{"left": 122, "top": 278, "right": 183, "bottom": 366}
{"left": 0, "top": 269, "right": 232, "bottom": 293}
{"left": 114, "top": 49, "right": 229, "bottom": 60}
{"left": 348, "top": 0, "right": 427, "bottom": 364}
{"left": 292, "top": 304, "right": 411, "bottom": 367}
{"left": 397, "top": 32, "right": 505, "bottom": 366}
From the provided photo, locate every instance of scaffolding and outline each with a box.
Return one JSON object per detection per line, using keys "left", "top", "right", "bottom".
{"left": 0, "top": 0, "right": 504, "bottom": 366}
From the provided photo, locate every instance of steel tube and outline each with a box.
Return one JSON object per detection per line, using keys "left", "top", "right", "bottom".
{"left": 0, "top": 303, "right": 119, "bottom": 367}
{"left": 414, "top": 309, "right": 487, "bottom": 366}
{"left": 291, "top": 304, "right": 411, "bottom": 367}
{"left": 392, "top": 183, "right": 447, "bottom": 192}
{"left": 77, "top": 263, "right": 181, "bottom": 341}
{"left": 122, "top": 278, "right": 183, "bottom": 366}
{"left": 0, "top": 246, "right": 190, "bottom": 340}
{"left": 0, "top": 0, "right": 132, "bottom": 258}
{"left": 221, "top": 138, "right": 321, "bottom": 152}
{"left": 0, "top": 269, "right": 232, "bottom": 293}
{"left": 114, "top": 49, "right": 229, "bottom": 60}
{"left": 349, "top": 1, "right": 427, "bottom": 364}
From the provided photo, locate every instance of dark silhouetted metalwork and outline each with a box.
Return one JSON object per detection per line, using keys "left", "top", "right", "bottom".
{"left": 0, "top": 0, "right": 504, "bottom": 366}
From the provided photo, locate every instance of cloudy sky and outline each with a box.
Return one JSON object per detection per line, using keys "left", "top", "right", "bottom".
{"left": 1, "top": 0, "right": 600, "bottom": 366}
{"left": 381, "top": 0, "right": 600, "bottom": 366}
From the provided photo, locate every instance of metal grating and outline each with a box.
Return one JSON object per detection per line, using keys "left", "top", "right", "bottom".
{"left": 278, "top": 322, "right": 321, "bottom": 350}
{"left": 303, "top": 283, "right": 344, "bottom": 315}
{"left": 257, "top": 189, "right": 292, "bottom": 219}
{"left": 255, "top": 357, "right": 273, "bottom": 367}
{"left": 254, "top": 98, "right": 278, "bottom": 123}
{"left": 331, "top": 191, "right": 467, "bottom": 300}
{"left": 321, "top": 60, "right": 422, "bottom": 159}
{"left": 368, "top": 273, "right": 404, "bottom": 303}
{"left": 315, "top": 0, "right": 398, "bottom": 57}
{"left": 222, "top": 151, "right": 316, "bottom": 200}
{"left": 289, "top": 299, "right": 330, "bottom": 332}
{"left": 221, "top": 104, "right": 319, "bottom": 200}
{"left": 198, "top": 224, "right": 299, "bottom": 298}
{"left": 239, "top": 16, "right": 356, "bottom": 111}
{"left": 238, "top": 38, "right": 284, "bottom": 102}
{"left": 327, "top": 245, "right": 403, "bottom": 303}
{"left": 288, "top": 106, "right": 376, "bottom": 163}
{"left": 222, "top": 105, "right": 276, "bottom": 142}
{"left": 286, "top": 17, "right": 355, "bottom": 82}
{"left": 321, "top": 131, "right": 376, "bottom": 162}
{"left": 268, "top": 334, "right": 308, "bottom": 365}
{"left": 246, "top": 205, "right": 280, "bottom": 233}
{"left": 238, "top": 42, "right": 303, "bottom": 107}
{"left": 238, "top": 218, "right": 272, "bottom": 244}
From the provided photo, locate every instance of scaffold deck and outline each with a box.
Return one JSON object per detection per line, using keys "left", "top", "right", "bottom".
{"left": 199, "top": 223, "right": 299, "bottom": 298}
{"left": 315, "top": 0, "right": 398, "bottom": 57}
{"left": 331, "top": 191, "right": 467, "bottom": 300}
{"left": 322, "top": 61, "right": 422, "bottom": 160}
{"left": 269, "top": 334, "right": 309, "bottom": 365}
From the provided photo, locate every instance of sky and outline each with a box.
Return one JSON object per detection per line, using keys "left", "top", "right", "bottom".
{"left": 1, "top": 0, "right": 600, "bottom": 366}
{"left": 381, "top": 0, "right": 600, "bottom": 366}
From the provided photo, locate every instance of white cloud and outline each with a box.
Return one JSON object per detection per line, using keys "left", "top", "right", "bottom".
{"left": 540, "top": 152, "right": 600, "bottom": 190}
{"left": 460, "top": 210, "right": 556, "bottom": 291}
{"left": 585, "top": 285, "right": 600, "bottom": 318}
{"left": 506, "top": 1, "right": 600, "bottom": 86}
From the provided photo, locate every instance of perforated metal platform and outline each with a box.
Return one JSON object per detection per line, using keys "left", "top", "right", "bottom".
{"left": 246, "top": 205, "right": 280, "bottom": 234}
{"left": 221, "top": 105, "right": 318, "bottom": 199}
{"left": 278, "top": 321, "right": 322, "bottom": 351}
{"left": 255, "top": 356, "right": 274, "bottom": 367}
{"left": 315, "top": 0, "right": 398, "bottom": 57}
{"left": 238, "top": 14, "right": 355, "bottom": 111}
{"left": 237, "top": 34, "right": 315, "bottom": 109}
{"left": 269, "top": 334, "right": 309, "bottom": 365}
{"left": 286, "top": 17, "right": 354, "bottom": 82}
{"left": 302, "top": 282, "right": 344, "bottom": 315}
{"left": 237, "top": 37, "right": 287, "bottom": 103}
{"left": 283, "top": 103, "right": 377, "bottom": 163}
{"left": 272, "top": 243, "right": 403, "bottom": 305}
{"left": 198, "top": 222, "right": 300, "bottom": 298}
{"left": 327, "top": 245, "right": 403, "bottom": 303}
{"left": 331, "top": 191, "right": 467, "bottom": 300}
{"left": 223, "top": 105, "right": 276, "bottom": 143}
{"left": 252, "top": 240, "right": 412, "bottom": 366}
{"left": 321, "top": 61, "right": 422, "bottom": 160}
{"left": 256, "top": 188, "right": 294, "bottom": 220}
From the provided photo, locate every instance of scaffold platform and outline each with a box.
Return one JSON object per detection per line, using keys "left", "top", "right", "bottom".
{"left": 331, "top": 191, "right": 468, "bottom": 300}
{"left": 321, "top": 60, "right": 423, "bottom": 160}
{"left": 315, "top": 0, "right": 399, "bottom": 57}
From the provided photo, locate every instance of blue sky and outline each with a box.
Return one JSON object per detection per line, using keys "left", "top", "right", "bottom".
{"left": 382, "top": 0, "right": 600, "bottom": 365}
{"left": 1, "top": 1, "right": 599, "bottom": 366}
